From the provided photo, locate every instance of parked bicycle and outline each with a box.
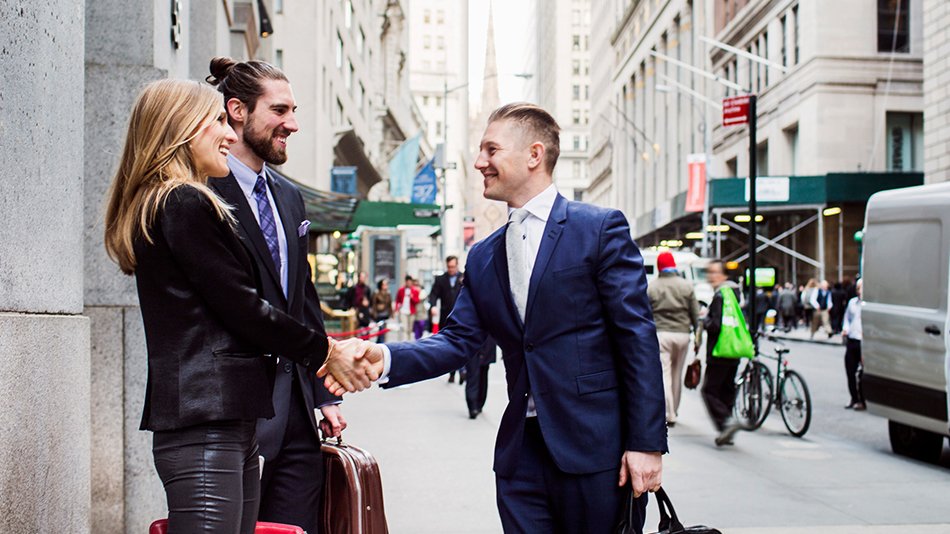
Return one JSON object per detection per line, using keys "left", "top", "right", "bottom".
{"left": 733, "top": 335, "right": 812, "bottom": 437}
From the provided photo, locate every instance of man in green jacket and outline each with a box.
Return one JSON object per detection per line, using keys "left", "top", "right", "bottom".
{"left": 647, "top": 252, "right": 701, "bottom": 427}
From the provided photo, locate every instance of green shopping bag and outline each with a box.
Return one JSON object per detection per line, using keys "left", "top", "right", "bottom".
{"left": 711, "top": 286, "right": 755, "bottom": 359}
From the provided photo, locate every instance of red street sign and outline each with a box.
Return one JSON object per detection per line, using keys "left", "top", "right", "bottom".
{"left": 722, "top": 95, "right": 751, "bottom": 127}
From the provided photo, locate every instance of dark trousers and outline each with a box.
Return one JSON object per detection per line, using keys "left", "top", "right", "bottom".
{"left": 781, "top": 311, "right": 797, "bottom": 330}
{"left": 701, "top": 358, "right": 740, "bottom": 431}
{"left": 259, "top": 377, "right": 324, "bottom": 533}
{"left": 844, "top": 338, "right": 864, "bottom": 405}
{"left": 465, "top": 359, "right": 490, "bottom": 413}
{"left": 496, "top": 418, "right": 641, "bottom": 534}
{"left": 153, "top": 420, "right": 260, "bottom": 534}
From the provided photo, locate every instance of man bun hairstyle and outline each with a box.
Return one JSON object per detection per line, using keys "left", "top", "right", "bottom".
{"left": 488, "top": 102, "right": 560, "bottom": 173}
{"left": 206, "top": 56, "right": 288, "bottom": 117}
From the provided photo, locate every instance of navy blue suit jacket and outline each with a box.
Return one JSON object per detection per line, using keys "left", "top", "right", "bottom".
{"left": 384, "top": 195, "right": 667, "bottom": 477}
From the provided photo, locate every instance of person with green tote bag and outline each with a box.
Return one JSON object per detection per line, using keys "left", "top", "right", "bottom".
{"left": 701, "top": 260, "right": 754, "bottom": 446}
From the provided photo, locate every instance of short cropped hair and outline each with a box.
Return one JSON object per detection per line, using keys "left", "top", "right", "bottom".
{"left": 446, "top": 255, "right": 458, "bottom": 264}
{"left": 488, "top": 102, "right": 560, "bottom": 173}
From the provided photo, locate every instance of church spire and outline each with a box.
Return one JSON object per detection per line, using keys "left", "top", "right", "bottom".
{"left": 480, "top": 1, "right": 501, "bottom": 111}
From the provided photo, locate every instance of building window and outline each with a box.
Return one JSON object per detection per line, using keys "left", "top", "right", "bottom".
{"left": 436, "top": 60, "right": 445, "bottom": 71}
{"left": 275, "top": 0, "right": 283, "bottom": 14}
{"left": 785, "top": 125, "right": 799, "bottom": 175}
{"left": 573, "top": 161, "right": 581, "bottom": 176}
{"left": 274, "top": 49, "right": 284, "bottom": 69}
{"left": 335, "top": 98, "right": 344, "bottom": 125}
{"left": 572, "top": 85, "right": 580, "bottom": 100}
{"left": 422, "top": 95, "right": 429, "bottom": 106}
{"left": 572, "top": 109, "right": 581, "bottom": 124}
{"left": 886, "top": 112, "right": 923, "bottom": 171}
{"left": 878, "top": 0, "right": 909, "bottom": 52}
{"left": 357, "top": 27, "right": 365, "bottom": 55}
{"left": 422, "top": 60, "right": 431, "bottom": 70}
{"left": 336, "top": 34, "right": 344, "bottom": 68}
{"left": 756, "top": 141, "right": 769, "bottom": 176}
{"left": 437, "top": 36, "right": 444, "bottom": 50}
{"left": 437, "top": 9, "right": 445, "bottom": 24}
{"left": 435, "top": 121, "right": 443, "bottom": 136}
{"left": 345, "top": 60, "right": 353, "bottom": 89}
{"left": 584, "top": 85, "right": 589, "bottom": 100}
{"left": 572, "top": 35, "right": 581, "bottom": 51}
{"left": 726, "top": 156, "right": 738, "bottom": 177}
{"left": 345, "top": 0, "right": 353, "bottom": 29}
{"left": 358, "top": 82, "right": 365, "bottom": 110}
{"left": 424, "top": 9, "right": 431, "bottom": 23}
{"left": 424, "top": 35, "right": 431, "bottom": 49}
{"left": 573, "top": 136, "right": 581, "bottom": 150}
{"left": 574, "top": 189, "right": 584, "bottom": 202}
{"left": 572, "top": 60, "right": 580, "bottom": 75}
{"left": 435, "top": 96, "right": 442, "bottom": 107}
{"left": 762, "top": 33, "right": 769, "bottom": 86}
{"left": 793, "top": 5, "right": 800, "bottom": 64}
{"left": 780, "top": 15, "right": 787, "bottom": 67}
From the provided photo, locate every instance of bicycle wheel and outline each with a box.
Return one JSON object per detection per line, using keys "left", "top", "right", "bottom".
{"left": 734, "top": 360, "right": 773, "bottom": 430}
{"left": 779, "top": 370, "right": 812, "bottom": 437}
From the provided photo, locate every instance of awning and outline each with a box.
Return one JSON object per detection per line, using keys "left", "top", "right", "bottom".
{"left": 350, "top": 201, "right": 441, "bottom": 228}
{"left": 268, "top": 167, "right": 359, "bottom": 233}
{"left": 333, "top": 128, "right": 383, "bottom": 196}
{"left": 709, "top": 172, "right": 924, "bottom": 208}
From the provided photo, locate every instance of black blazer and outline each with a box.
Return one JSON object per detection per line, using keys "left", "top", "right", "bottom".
{"left": 428, "top": 272, "right": 462, "bottom": 326}
{"left": 133, "top": 185, "right": 328, "bottom": 432}
{"left": 211, "top": 170, "right": 336, "bottom": 460}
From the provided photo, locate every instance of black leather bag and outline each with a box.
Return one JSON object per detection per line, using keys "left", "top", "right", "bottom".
{"left": 616, "top": 487, "right": 722, "bottom": 534}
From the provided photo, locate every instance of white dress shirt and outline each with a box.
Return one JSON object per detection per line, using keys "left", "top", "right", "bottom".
{"left": 377, "top": 184, "right": 560, "bottom": 412}
{"left": 227, "top": 153, "right": 289, "bottom": 298}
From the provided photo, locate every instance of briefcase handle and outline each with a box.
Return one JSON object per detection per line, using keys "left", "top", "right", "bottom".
{"left": 320, "top": 433, "right": 347, "bottom": 448}
{"left": 654, "top": 487, "right": 686, "bottom": 533}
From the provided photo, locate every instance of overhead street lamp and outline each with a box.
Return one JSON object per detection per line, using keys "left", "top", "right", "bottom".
{"left": 435, "top": 72, "right": 533, "bottom": 261}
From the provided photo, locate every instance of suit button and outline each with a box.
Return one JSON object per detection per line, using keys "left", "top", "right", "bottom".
{"left": 525, "top": 344, "right": 534, "bottom": 352}
{"left": 302, "top": 358, "right": 311, "bottom": 367}
{"left": 284, "top": 363, "right": 293, "bottom": 374}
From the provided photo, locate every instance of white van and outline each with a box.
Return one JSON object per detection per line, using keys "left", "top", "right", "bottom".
{"left": 640, "top": 250, "right": 715, "bottom": 307}
{"left": 862, "top": 182, "right": 950, "bottom": 463}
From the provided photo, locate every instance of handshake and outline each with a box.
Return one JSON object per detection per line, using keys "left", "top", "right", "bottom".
{"left": 317, "top": 338, "right": 385, "bottom": 396}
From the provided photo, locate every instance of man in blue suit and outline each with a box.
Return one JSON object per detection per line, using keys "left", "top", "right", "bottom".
{"left": 321, "top": 103, "right": 667, "bottom": 533}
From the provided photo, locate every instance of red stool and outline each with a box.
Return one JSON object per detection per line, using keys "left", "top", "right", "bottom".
{"left": 149, "top": 519, "right": 305, "bottom": 534}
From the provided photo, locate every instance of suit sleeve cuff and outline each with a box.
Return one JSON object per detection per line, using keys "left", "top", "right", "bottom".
{"left": 377, "top": 344, "right": 392, "bottom": 385}
{"left": 317, "top": 400, "right": 343, "bottom": 409}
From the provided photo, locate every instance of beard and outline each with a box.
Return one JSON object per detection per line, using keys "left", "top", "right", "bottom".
{"left": 244, "top": 115, "right": 289, "bottom": 165}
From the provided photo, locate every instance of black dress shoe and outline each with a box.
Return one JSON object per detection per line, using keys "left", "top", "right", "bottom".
{"left": 469, "top": 410, "right": 479, "bottom": 419}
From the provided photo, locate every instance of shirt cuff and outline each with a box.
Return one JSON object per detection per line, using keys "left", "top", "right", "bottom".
{"left": 378, "top": 344, "right": 392, "bottom": 385}
{"left": 317, "top": 400, "right": 342, "bottom": 409}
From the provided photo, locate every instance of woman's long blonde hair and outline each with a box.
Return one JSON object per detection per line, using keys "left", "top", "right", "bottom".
{"left": 104, "top": 79, "right": 234, "bottom": 275}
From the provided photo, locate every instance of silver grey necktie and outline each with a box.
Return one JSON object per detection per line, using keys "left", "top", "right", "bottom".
{"left": 506, "top": 208, "right": 531, "bottom": 321}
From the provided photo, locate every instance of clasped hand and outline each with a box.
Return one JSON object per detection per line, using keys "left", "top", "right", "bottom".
{"left": 316, "top": 338, "right": 384, "bottom": 395}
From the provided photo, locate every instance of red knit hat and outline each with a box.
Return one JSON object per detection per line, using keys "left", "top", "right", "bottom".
{"left": 657, "top": 251, "right": 676, "bottom": 271}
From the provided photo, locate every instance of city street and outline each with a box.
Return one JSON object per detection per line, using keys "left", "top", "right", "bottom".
{"left": 339, "top": 336, "right": 950, "bottom": 533}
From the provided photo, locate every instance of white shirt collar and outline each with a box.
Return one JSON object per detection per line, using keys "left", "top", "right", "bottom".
{"left": 507, "top": 183, "right": 558, "bottom": 222}
{"left": 228, "top": 153, "right": 269, "bottom": 198}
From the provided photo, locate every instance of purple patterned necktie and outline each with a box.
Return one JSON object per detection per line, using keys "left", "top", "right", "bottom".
{"left": 252, "top": 175, "right": 281, "bottom": 273}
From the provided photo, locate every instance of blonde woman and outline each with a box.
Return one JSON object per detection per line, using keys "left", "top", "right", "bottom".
{"left": 103, "top": 79, "right": 336, "bottom": 533}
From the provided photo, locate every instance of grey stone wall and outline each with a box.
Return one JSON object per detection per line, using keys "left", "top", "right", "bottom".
{"left": 924, "top": 0, "right": 950, "bottom": 183}
{"left": 0, "top": 2, "right": 90, "bottom": 532}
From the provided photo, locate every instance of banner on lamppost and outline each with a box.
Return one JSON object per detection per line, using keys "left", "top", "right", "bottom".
{"left": 411, "top": 159, "right": 438, "bottom": 204}
{"left": 685, "top": 153, "right": 706, "bottom": 213}
{"left": 388, "top": 134, "right": 421, "bottom": 199}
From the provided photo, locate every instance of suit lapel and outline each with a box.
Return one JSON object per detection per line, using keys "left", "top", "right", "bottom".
{"left": 525, "top": 194, "right": 567, "bottom": 322}
{"left": 211, "top": 174, "right": 285, "bottom": 299}
{"left": 267, "top": 171, "right": 299, "bottom": 310}
{"left": 490, "top": 230, "right": 525, "bottom": 331}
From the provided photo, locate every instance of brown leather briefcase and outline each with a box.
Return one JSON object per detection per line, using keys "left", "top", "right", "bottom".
{"left": 321, "top": 437, "right": 389, "bottom": 534}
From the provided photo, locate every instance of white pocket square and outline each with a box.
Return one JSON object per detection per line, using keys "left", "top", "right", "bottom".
{"left": 298, "top": 220, "right": 311, "bottom": 237}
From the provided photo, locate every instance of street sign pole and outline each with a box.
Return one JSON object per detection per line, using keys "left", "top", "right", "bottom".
{"left": 747, "top": 95, "right": 758, "bottom": 344}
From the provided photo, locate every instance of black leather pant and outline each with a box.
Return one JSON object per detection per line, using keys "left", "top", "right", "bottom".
{"left": 153, "top": 420, "right": 260, "bottom": 534}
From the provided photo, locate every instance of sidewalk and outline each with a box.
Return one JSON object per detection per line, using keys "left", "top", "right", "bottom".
{"left": 763, "top": 326, "right": 842, "bottom": 346}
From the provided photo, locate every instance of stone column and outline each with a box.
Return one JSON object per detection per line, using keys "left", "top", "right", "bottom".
{"left": 0, "top": 2, "right": 91, "bottom": 532}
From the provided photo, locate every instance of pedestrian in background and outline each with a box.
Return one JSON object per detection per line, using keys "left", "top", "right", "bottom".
{"left": 842, "top": 279, "right": 865, "bottom": 411}
{"left": 465, "top": 337, "right": 498, "bottom": 419}
{"left": 429, "top": 256, "right": 465, "bottom": 383}
{"left": 810, "top": 279, "right": 834, "bottom": 339}
{"left": 777, "top": 283, "right": 798, "bottom": 332}
{"left": 395, "top": 275, "right": 420, "bottom": 341}
{"left": 801, "top": 279, "right": 818, "bottom": 331}
{"left": 831, "top": 281, "right": 847, "bottom": 334}
{"left": 344, "top": 271, "right": 373, "bottom": 311}
{"left": 701, "top": 260, "right": 745, "bottom": 447}
{"left": 372, "top": 279, "right": 392, "bottom": 343}
{"left": 647, "top": 252, "right": 701, "bottom": 427}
